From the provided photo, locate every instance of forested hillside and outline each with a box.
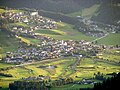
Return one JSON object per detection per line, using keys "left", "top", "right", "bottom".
{"left": 0, "top": 0, "right": 99, "bottom": 13}
{"left": 0, "top": 0, "right": 120, "bottom": 24}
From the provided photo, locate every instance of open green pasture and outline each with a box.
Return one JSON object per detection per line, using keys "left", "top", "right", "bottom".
{"left": 10, "top": 22, "right": 28, "bottom": 27}
{"left": 97, "top": 33, "right": 120, "bottom": 45}
{"left": 0, "top": 8, "right": 23, "bottom": 13}
{"left": 34, "top": 29, "right": 64, "bottom": 35}
{"left": 51, "top": 84, "right": 93, "bottom": 90}
{"left": 0, "top": 63, "right": 15, "bottom": 69}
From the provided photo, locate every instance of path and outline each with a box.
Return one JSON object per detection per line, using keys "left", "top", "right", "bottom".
{"left": 92, "top": 33, "right": 109, "bottom": 42}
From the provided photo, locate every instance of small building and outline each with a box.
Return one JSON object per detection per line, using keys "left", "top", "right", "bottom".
{"left": 30, "top": 12, "right": 38, "bottom": 16}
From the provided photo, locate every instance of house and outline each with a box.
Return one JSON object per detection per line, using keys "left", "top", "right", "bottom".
{"left": 30, "top": 12, "right": 38, "bottom": 16}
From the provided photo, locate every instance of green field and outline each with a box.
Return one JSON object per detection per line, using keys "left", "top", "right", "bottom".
{"left": 33, "top": 22, "right": 120, "bottom": 45}
{"left": 97, "top": 33, "right": 120, "bottom": 45}
{"left": 70, "top": 58, "right": 120, "bottom": 81}
{"left": 0, "top": 63, "right": 15, "bottom": 69}
{"left": 35, "top": 22, "right": 95, "bottom": 41}
{"left": 0, "top": 8, "right": 23, "bottom": 13}
{"left": 67, "top": 4, "right": 101, "bottom": 19}
{"left": 0, "top": 9, "right": 5, "bottom": 13}
{"left": 16, "top": 36, "right": 41, "bottom": 45}
{"left": 0, "top": 55, "right": 120, "bottom": 89}
{"left": 34, "top": 29, "right": 64, "bottom": 35}
{"left": 10, "top": 22, "right": 28, "bottom": 28}
{"left": 96, "top": 49, "right": 120, "bottom": 63}
{"left": 51, "top": 84, "right": 93, "bottom": 90}
{"left": 0, "top": 30, "right": 19, "bottom": 58}
{"left": 24, "top": 37, "right": 41, "bottom": 44}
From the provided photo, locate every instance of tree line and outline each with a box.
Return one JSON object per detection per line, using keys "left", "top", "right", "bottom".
{"left": 9, "top": 77, "right": 73, "bottom": 90}
{"left": 81, "top": 72, "right": 120, "bottom": 90}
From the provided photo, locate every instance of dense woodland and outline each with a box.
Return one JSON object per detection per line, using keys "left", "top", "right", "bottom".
{"left": 92, "top": 72, "right": 120, "bottom": 90}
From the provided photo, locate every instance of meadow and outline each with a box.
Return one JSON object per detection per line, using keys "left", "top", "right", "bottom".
{"left": 67, "top": 4, "right": 101, "bottom": 19}
{"left": 96, "top": 33, "right": 120, "bottom": 45}
{"left": 0, "top": 29, "right": 19, "bottom": 58}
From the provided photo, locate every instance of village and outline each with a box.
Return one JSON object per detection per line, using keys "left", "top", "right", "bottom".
{"left": 76, "top": 16, "right": 120, "bottom": 37}
{"left": 0, "top": 8, "right": 119, "bottom": 64}
{"left": 0, "top": 8, "right": 57, "bottom": 35}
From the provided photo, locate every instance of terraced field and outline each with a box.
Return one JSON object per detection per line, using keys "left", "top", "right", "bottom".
{"left": 0, "top": 55, "right": 120, "bottom": 89}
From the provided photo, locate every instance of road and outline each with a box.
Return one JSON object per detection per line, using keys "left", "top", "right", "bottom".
{"left": 92, "top": 33, "right": 109, "bottom": 42}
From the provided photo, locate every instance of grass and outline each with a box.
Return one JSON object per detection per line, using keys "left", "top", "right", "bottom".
{"left": 0, "top": 58, "right": 76, "bottom": 87}
{"left": 97, "top": 33, "right": 120, "bottom": 45}
{"left": 16, "top": 36, "right": 31, "bottom": 45}
{"left": 0, "top": 63, "right": 15, "bottom": 69}
{"left": 97, "top": 49, "right": 120, "bottom": 63}
{"left": 0, "top": 8, "right": 23, "bottom": 13}
{"left": 52, "top": 29, "right": 65, "bottom": 35}
{"left": 0, "top": 30, "right": 19, "bottom": 58}
{"left": 0, "top": 57, "right": 120, "bottom": 88}
{"left": 0, "top": 9, "right": 6, "bottom": 13}
{"left": 10, "top": 22, "right": 28, "bottom": 27}
{"left": 70, "top": 58, "right": 120, "bottom": 81}
{"left": 8, "top": 10, "right": 23, "bottom": 13}
{"left": 98, "top": 54, "right": 120, "bottom": 63}
{"left": 34, "top": 29, "right": 64, "bottom": 35}
{"left": 21, "top": 37, "right": 41, "bottom": 45}
{"left": 25, "top": 66, "right": 49, "bottom": 76}
{"left": 67, "top": 4, "right": 101, "bottom": 19}
{"left": 51, "top": 84, "right": 93, "bottom": 90}
{"left": 16, "top": 35, "right": 41, "bottom": 45}
{"left": 35, "top": 22, "right": 95, "bottom": 41}
{"left": 81, "top": 4, "right": 100, "bottom": 19}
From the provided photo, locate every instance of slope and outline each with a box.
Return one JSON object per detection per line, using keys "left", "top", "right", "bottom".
{"left": 0, "top": 29, "right": 19, "bottom": 57}
{"left": 96, "top": 33, "right": 120, "bottom": 45}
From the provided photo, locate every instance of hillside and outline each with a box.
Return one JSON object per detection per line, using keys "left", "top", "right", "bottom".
{"left": 91, "top": 2, "right": 120, "bottom": 24}
{"left": 0, "top": 0, "right": 120, "bottom": 24}
{"left": 0, "top": 29, "right": 19, "bottom": 57}
{"left": 0, "top": 0, "right": 99, "bottom": 13}
{"left": 0, "top": 5, "right": 120, "bottom": 90}
{"left": 97, "top": 33, "right": 120, "bottom": 45}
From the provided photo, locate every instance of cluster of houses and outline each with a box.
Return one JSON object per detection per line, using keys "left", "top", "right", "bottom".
{"left": 22, "top": 75, "right": 50, "bottom": 81}
{"left": 1, "top": 8, "right": 119, "bottom": 64}
{"left": 76, "top": 78, "right": 97, "bottom": 85}
{"left": 77, "top": 17, "right": 106, "bottom": 37}
{"left": 77, "top": 16, "right": 119, "bottom": 37}
{"left": 0, "top": 8, "right": 57, "bottom": 35}
{"left": 3, "top": 37, "right": 105, "bottom": 64}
